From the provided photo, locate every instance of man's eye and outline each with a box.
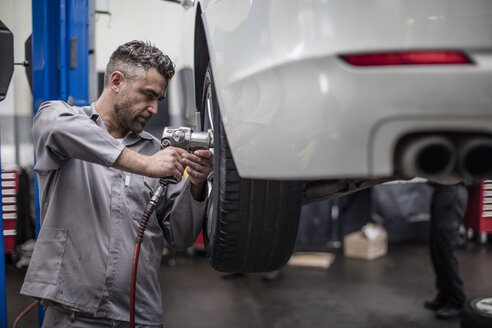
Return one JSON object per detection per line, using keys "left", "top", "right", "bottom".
{"left": 147, "top": 94, "right": 156, "bottom": 100}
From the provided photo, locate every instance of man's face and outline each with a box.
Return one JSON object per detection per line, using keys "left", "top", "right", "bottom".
{"left": 113, "top": 68, "right": 168, "bottom": 134}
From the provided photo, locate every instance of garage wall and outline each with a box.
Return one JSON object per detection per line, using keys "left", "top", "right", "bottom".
{"left": 94, "top": 0, "right": 190, "bottom": 122}
{"left": 0, "top": 0, "right": 188, "bottom": 167}
{"left": 0, "top": 0, "right": 33, "bottom": 167}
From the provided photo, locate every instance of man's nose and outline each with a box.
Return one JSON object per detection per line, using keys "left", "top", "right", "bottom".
{"left": 147, "top": 100, "right": 158, "bottom": 115}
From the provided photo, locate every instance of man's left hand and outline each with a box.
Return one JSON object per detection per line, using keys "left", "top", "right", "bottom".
{"left": 182, "top": 149, "right": 213, "bottom": 200}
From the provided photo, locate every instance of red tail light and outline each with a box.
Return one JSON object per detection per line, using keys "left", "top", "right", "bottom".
{"left": 340, "top": 51, "right": 472, "bottom": 66}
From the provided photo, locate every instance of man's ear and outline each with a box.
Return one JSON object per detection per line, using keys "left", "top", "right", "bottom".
{"left": 110, "top": 71, "right": 125, "bottom": 93}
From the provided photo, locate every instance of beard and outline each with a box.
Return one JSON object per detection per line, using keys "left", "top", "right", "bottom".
{"left": 113, "top": 96, "right": 150, "bottom": 134}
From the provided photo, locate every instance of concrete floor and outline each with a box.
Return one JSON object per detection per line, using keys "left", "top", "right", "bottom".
{"left": 6, "top": 241, "right": 492, "bottom": 328}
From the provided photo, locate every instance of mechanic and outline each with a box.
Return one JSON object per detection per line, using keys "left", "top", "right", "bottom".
{"left": 424, "top": 182, "right": 468, "bottom": 320}
{"left": 20, "top": 40, "right": 212, "bottom": 327}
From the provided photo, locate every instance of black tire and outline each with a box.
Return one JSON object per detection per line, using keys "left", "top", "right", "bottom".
{"left": 200, "top": 63, "right": 302, "bottom": 273}
{"left": 460, "top": 297, "right": 492, "bottom": 328}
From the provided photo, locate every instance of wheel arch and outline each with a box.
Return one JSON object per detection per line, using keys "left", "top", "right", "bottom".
{"left": 193, "top": 3, "right": 210, "bottom": 114}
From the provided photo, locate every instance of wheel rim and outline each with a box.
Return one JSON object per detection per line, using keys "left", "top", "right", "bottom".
{"left": 204, "top": 83, "right": 214, "bottom": 133}
{"left": 475, "top": 297, "right": 492, "bottom": 316}
{"left": 202, "top": 77, "right": 217, "bottom": 243}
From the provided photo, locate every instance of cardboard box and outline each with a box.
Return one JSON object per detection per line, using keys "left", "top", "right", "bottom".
{"left": 343, "top": 226, "right": 388, "bottom": 260}
{"left": 287, "top": 252, "right": 335, "bottom": 269}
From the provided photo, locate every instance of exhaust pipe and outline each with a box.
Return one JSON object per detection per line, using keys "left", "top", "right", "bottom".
{"left": 396, "top": 135, "right": 456, "bottom": 181}
{"left": 458, "top": 138, "right": 492, "bottom": 184}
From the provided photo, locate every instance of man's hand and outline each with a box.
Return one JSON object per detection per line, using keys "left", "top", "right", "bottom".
{"left": 113, "top": 146, "right": 212, "bottom": 200}
{"left": 148, "top": 147, "right": 187, "bottom": 181}
{"left": 113, "top": 147, "right": 187, "bottom": 181}
{"left": 182, "top": 149, "right": 213, "bottom": 200}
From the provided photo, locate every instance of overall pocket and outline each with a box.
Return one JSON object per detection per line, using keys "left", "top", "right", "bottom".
{"left": 123, "top": 174, "right": 160, "bottom": 221}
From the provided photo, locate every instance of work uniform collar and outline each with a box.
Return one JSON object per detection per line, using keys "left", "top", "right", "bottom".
{"left": 122, "top": 130, "right": 154, "bottom": 146}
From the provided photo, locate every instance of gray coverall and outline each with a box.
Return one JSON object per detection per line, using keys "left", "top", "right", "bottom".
{"left": 21, "top": 101, "right": 206, "bottom": 327}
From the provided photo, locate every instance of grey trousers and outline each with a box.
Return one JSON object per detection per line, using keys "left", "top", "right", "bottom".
{"left": 42, "top": 306, "right": 164, "bottom": 328}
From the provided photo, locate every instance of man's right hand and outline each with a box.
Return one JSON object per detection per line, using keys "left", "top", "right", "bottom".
{"left": 113, "top": 147, "right": 187, "bottom": 181}
{"left": 147, "top": 147, "right": 187, "bottom": 181}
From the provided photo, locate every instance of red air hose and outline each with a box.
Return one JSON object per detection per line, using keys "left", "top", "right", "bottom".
{"left": 130, "top": 178, "right": 173, "bottom": 328}
{"left": 130, "top": 210, "right": 152, "bottom": 327}
{"left": 13, "top": 300, "right": 39, "bottom": 328}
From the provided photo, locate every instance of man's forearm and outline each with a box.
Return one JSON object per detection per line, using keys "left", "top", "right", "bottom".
{"left": 112, "top": 147, "right": 151, "bottom": 176}
{"left": 113, "top": 147, "right": 186, "bottom": 181}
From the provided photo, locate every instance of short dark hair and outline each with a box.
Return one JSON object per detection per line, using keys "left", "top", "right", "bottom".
{"left": 104, "top": 40, "right": 175, "bottom": 87}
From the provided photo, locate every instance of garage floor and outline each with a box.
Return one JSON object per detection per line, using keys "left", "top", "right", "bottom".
{"left": 6, "top": 241, "right": 492, "bottom": 328}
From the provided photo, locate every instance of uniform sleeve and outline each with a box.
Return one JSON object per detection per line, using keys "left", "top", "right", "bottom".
{"left": 159, "top": 179, "right": 207, "bottom": 249}
{"left": 33, "top": 101, "right": 125, "bottom": 172}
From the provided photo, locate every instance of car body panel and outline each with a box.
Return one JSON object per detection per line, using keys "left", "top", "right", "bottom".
{"left": 183, "top": 0, "right": 492, "bottom": 179}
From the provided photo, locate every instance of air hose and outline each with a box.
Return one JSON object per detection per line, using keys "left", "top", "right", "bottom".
{"left": 130, "top": 177, "right": 176, "bottom": 328}
{"left": 12, "top": 300, "right": 39, "bottom": 328}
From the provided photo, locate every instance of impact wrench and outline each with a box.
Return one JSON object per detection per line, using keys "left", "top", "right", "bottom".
{"left": 130, "top": 127, "right": 213, "bottom": 328}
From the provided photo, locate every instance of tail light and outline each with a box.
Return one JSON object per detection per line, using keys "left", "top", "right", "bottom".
{"left": 340, "top": 51, "right": 473, "bottom": 66}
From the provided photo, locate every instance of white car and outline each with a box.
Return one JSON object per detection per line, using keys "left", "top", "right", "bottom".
{"left": 164, "top": 0, "right": 492, "bottom": 272}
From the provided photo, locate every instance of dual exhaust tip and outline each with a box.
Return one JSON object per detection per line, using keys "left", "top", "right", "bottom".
{"left": 395, "top": 134, "right": 492, "bottom": 184}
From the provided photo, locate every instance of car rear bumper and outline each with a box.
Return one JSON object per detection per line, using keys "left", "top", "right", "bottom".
{"left": 201, "top": 0, "right": 492, "bottom": 179}
{"left": 218, "top": 52, "right": 492, "bottom": 179}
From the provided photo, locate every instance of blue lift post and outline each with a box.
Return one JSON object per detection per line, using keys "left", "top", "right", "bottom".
{"left": 32, "top": 0, "right": 89, "bottom": 111}
{"left": 32, "top": 0, "right": 89, "bottom": 325}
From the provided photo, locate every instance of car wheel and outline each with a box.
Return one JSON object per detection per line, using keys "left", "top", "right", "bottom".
{"left": 460, "top": 297, "right": 492, "bottom": 328}
{"left": 200, "top": 63, "right": 302, "bottom": 272}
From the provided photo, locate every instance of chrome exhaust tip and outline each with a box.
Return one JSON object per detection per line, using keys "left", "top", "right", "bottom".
{"left": 458, "top": 138, "right": 492, "bottom": 183}
{"left": 396, "top": 135, "right": 456, "bottom": 180}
